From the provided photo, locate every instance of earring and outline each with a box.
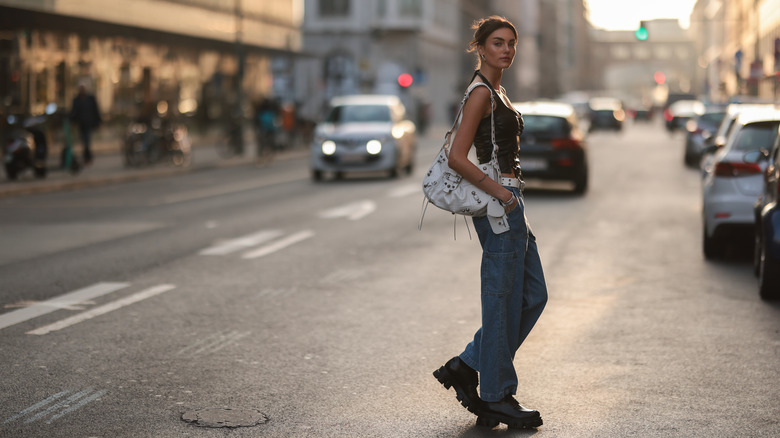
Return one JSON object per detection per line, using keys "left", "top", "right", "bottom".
{"left": 480, "top": 54, "right": 486, "bottom": 60}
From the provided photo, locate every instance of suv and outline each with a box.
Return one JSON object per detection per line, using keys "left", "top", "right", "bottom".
{"left": 748, "top": 126, "right": 780, "bottom": 300}
{"left": 512, "top": 101, "right": 588, "bottom": 194}
{"left": 310, "top": 95, "right": 417, "bottom": 180}
{"left": 702, "top": 109, "right": 780, "bottom": 258}
{"left": 587, "top": 97, "right": 625, "bottom": 132}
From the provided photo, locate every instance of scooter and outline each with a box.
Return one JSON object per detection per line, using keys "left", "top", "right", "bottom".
{"left": 3, "top": 111, "right": 49, "bottom": 180}
{"left": 123, "top": 117, "right": 191, "bottom": 168}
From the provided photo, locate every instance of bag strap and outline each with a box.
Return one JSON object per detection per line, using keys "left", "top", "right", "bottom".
{"left": 443, "top": 77, "right": 500, "bottom": 166}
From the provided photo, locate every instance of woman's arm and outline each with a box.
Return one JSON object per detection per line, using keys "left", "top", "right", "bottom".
{"left": 448, "top": 85, "right": 517, "bottom": 211}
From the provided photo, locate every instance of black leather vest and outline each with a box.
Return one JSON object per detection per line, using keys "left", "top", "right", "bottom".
{"left": 471, "top": 71, "right": 524, "bottom": 178}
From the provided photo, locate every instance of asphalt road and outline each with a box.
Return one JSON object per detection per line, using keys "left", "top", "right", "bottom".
{"left": 0, "top": 120, "right": 778, "bottom": 437}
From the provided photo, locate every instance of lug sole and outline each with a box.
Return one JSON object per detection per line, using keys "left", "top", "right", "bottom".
{"left": 433, "top": 366, "right": 480, "bottom": 415}
{"left": 476, "top": 412, "right": 543, "bottom": 429}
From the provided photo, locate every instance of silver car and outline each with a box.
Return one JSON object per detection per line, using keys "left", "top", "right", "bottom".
{"left": 310, "top": 95, "right": 417, "bottom": 180}
{"left": 702, "top": 108, "right": 780, "bottom": 258}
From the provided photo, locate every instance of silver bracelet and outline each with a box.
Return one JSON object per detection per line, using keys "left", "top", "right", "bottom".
{"left": 500, "top": 193, "right": 515, "bottom": 207}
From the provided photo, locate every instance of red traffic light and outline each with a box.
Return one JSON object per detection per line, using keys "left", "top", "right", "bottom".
{"left": 653, "top": 71, "right": 666, "bottom": 85}
{"left": 397, "top": 73, "right": 413, "bottom": 88}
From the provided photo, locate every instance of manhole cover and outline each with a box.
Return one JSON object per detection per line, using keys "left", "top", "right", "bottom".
{"left": 182, "top": 407, "right": 269, "bottom": 428}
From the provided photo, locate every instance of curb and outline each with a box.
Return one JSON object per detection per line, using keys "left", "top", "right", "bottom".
{"left": 0, "top": 149, "right": 308, "bottom": 199}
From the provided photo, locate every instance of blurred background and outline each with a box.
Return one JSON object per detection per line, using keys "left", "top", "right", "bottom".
{"left": 0, "top": 0, "right": 778, "bottom": 149}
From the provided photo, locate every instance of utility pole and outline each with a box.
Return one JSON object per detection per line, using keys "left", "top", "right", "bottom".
{"left": 233, "top": 0, "right": 245, "bottom": 153}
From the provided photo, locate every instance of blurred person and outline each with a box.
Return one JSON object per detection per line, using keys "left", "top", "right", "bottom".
{"left": 69, "top": 82, "right": 101, "bottom": 165}
{"left": 280, "top": 102, "right": 297, "bottom": 148}
{"left": 255, "top": 98, "right": 279, "bottom": 151}
{"left": 432, "top": 16, "right": 547, "bottom": 430}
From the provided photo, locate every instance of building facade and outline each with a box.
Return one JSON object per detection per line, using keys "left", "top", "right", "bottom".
{"left": 691, "top": 0, "right": 780, "bottom": 101}
{"left": 588, "top": 19, "right": 696, "bottom": 107}
{"left": 0, "top": 0, "right": 302, "bottom": 132}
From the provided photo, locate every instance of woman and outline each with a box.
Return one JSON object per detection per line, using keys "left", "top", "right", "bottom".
{"left": 432, "top": 16, "right": 548, "bottom": 430}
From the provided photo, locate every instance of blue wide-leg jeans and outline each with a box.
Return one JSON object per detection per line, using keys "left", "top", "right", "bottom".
{"left": 459, "top": 187, "right": 548, "bottom": 402}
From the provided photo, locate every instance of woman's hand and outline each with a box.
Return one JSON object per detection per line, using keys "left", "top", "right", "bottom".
{"left": 502, "top": 192, "right": 517, "bottom": 214}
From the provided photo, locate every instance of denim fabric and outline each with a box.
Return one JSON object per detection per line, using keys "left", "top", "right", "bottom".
{"left": 459, "top": 186, "right": 548, "bottom": 402}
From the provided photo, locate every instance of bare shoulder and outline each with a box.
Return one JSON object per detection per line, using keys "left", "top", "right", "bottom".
{"left": 464, "top": 81, "right": 492, "bottom": 116}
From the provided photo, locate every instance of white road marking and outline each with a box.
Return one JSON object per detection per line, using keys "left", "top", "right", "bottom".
{"left": 242, "top": 230, "right": 315, "bottom": 259}
{"left": 388, "top": 184, "right": 420, "bottom": 198}
{"left": 27, "top": 284, "right": 176, "bottom": 335}
{"left": 3, "top": 389, "right": 107, "bottom": 425}
{"left": 177, "top": 330, "right": 251, "bottom": 357}
{"left": 151, "top": 174, "right": 304, "bottom": 205}
{"left": 318, "top": 200, "right": 376, "bottom": 221}
{"left": 0, "top": 282, "right": 130, "bottom": 331}
{"left": 199, "top": 229, "right": 283, "bottom": 255}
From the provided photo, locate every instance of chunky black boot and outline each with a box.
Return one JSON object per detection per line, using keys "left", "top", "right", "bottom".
{"left": 433, "top": 356, "right": 481, "bottom": 414}
{"left": 476, "top": 394, "right": 542, "bottom": 429}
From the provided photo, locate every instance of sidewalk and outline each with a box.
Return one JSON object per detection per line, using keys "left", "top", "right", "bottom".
{"left": 0, "top": 134, "right": 308, "bottom": 199}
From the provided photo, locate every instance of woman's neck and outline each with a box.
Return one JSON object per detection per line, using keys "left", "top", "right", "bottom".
{"left": 479, "top": 66, "right": 503, "bottom": 91}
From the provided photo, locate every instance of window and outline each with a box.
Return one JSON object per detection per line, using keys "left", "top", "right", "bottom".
{"left": 327, "top": 105, "right": 391, "bottom": 123}
{"left": 733, "top": 122, "right": 780, "bottom": 151}
{"left": 521, "top": 115, "right": 570, "bottom": 136}
{"left": 399, "top": 0, "right": 421, "bottom": 16}
{"left": 319, "top": 0, "right": 350, "bottom": 17}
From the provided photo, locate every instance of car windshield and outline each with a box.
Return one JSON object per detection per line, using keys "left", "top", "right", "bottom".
{"left": 700, "top": 112, "right": 726, "bottom": 125}
{"left": 732, "top": 122, "right": 780, "bottom": 151}
{"left": 522, "top": 115, "right": 569, "bottom": 136}
{"left": 326, "top": 105, "right": 391, "bottom": 123}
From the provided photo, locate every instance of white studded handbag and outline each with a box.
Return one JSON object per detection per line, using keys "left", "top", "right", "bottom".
{"left": 420, "top": 81, "right": 509, "bottom": 234}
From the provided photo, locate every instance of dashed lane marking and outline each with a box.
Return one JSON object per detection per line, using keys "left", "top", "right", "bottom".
{"left": 0, "top": 282, "right": 130, "bottom": 332}
{"left": 27, "top": 284, "right": 176, "bottom": 335}
{"left": 150, "top": 174, "right": 305, "bottom": 205}
{"left": 199, "top": 229, "right": 283, "bottom": 256}
{"left": 242, "top": 230, "right": 315, "bottom": 259}
{"left": 3, "top": 389, "right": 107, "bottom": 425}
{"left": 318, "top": 200, "right": 376, "bottom": 221}
{"left": 387, "top": 183, "right": 420, "bottom": 198}
{"left": 177, "top": 330, "right": 251, "bottom": 357}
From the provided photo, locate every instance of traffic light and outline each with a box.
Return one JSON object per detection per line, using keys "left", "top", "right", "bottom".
{"left": 397, "top": 73, "right": 413, "bottom": 88}
{"left": 653, "top": 71, "right": 666, "bottom": 85}
{"left": 635, "top": 21, "right": 648, "bottom": 41}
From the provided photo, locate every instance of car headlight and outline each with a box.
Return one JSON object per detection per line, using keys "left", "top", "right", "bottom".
{"left": 322, "top": 140, "right": 336, "bottom": 155}
{"left": 366, "top": 140, "right": 382, "bottom": 155}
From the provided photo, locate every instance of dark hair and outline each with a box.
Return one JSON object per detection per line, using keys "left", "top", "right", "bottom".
{"left": 468, "top": 16, "right": 517, "bottom": 53}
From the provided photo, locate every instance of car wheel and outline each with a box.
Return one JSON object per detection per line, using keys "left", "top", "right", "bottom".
{"left": 753, "top": 230, "right": 762, "bottom": 277}
{"left": 758, "top": 242, "right": 780, "bottom": 300}
{"left": 5, "top": 164, "right": 18, "bottom": 180}
{"left": 703, "top": 226, "right": 722, "bottom": 259}
{"left": 404, "top": 159, "right": 414, "bottom": 176}
{"left": 572, "top": 172, "right": 588, "bottom": 195}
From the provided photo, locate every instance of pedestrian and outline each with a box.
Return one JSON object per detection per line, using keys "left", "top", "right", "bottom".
{"left": 69, "top": 82, "right": 101, "bottom": 165}
{"left": 432, "top": 16, "right": 548, "bottom": 430}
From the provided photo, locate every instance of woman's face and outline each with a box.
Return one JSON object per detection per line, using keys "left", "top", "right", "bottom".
{"left": 479, "top": 27, "right": 517, "bottom": 70}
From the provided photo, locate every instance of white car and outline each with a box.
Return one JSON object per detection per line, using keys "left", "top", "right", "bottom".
{"left": 702, "top": 109, "right": 780, "bottom": 258}
{"left": 700, "top": 103, "right": 780, "bottom": 176}
{"left": 310, "top": 95, "right": 417, "bottom": 180}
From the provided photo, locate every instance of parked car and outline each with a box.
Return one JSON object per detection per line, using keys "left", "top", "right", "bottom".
{"left": 664, "top": 99, "right": 704, "bottom": 133}
{"left": 747, "top": 128, "right": 780, "bottom": 300}
{"left": 310, "top": 95, "right": 417, "bottom": 180}
{"left": 512, "top": 101, "right": 588, "bottom": 194}
{"left": 587, "top": 97, "right": 625, "bottom": 132}
{"left": 700, "top": 103, "right": 780, "bottom": 176}
{"left": 683, "top": 105, "right": 727, "bottom": 167}
{"left": 702, "top": 109, "right": 780, "bottom": 259}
